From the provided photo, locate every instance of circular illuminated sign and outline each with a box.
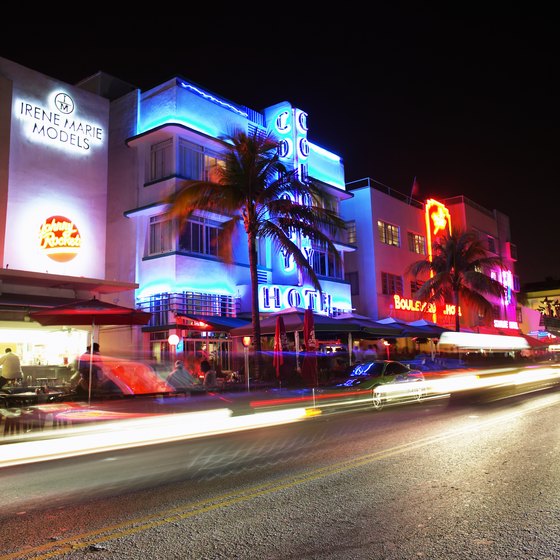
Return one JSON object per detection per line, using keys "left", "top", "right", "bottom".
{"left": 39, "top": 216, "right": 81, "bottom": 262}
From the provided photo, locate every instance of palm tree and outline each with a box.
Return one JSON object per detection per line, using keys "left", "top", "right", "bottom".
{"left": 406, "top": 230, "right": 506, "bottom": 332}
{"left": 166, "top": 130, "right": 346, "bottom": 374}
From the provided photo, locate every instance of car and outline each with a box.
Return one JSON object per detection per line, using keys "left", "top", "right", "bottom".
{"left": 316, "top": 360, "right": 426, "bottom": 410}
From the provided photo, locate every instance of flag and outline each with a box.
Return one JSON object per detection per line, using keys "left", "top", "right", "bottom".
{"left": 411, "top": 176, "right": 420, "bottom": 198}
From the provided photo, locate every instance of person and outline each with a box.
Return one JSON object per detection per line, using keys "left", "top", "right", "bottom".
{"left": 200, "top": 359, "right": 217, "bottom": 389}
{"left": 363, "top": 344, "right": 378, "bottom": 362}
{"left": 0, "top": 348, "right": 23, "bottom": 389}
{"left": 73, "top": 343, "right": 102, "bottom": 396}
{"left": 167, "top": 360, "right": 198, "bottom": 391}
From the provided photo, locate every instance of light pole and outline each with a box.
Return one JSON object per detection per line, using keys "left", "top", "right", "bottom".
{"left": 383, "top": 339, "right": 391, "bottom": 360}
{"left": 242, "top": 336, "right": 251, "bottom": 392}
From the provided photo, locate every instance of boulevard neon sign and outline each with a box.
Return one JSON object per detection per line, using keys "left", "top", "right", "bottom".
{"left": 393, "top": 294, "right": 461, "bottom": 316}
{"left": 39, "top": 216, "right": 81, "bottom": 262}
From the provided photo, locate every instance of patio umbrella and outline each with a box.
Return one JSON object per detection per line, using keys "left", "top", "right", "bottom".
{"left": 30, "top": 297, "right": 152, "bottom": 403}
{"left": 301, "top": 308, "right": 318, "bottom": 388}
{"left": 273, "top": 315, "right": 288, "bottom": 386}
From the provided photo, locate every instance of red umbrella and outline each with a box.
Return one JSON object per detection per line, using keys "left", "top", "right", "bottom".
{"left": 273, "top": 315, "right": 288, "bottom": 384}
{"left": 30, "top": 297, "right": 152, "bottom": 403}
{"left": 29, "top": 297, "right": 152, "bottom": 326}
{"left": 301, "top": 308, "right": 318, "bottom": 388}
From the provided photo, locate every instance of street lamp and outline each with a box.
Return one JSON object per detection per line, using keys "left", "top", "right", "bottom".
{"left": 168, "top": 333, "right": 179, "bottom": 363}
{"left": 242, "top": 336, "right": 251, "bottom": 392}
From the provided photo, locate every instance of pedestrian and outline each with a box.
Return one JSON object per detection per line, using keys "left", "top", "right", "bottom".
{"left": 167, "top": 360, "right": 198, "bottom": 390}
{"left": 0, "top": 347, "right": 24, "bottom": 389}
{"left": 200, "top": 359, "right": 217, "bottom": 389}
{"left": 73, "top": 343, "right": 102, "bottom": 396}
{"left": 363, "top": 344, "right": 378, "bottom": 362}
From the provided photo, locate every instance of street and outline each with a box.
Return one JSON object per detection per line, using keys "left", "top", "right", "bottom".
{"left": 1, "top": 380, "right": 560, "bottom": 559}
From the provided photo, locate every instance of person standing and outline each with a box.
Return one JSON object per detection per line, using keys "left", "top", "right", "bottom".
{"left": 363, "top": 344, "right": 378, "bottom": 362}
{"left": 0, "top": 347, "right": 24, "bottom": 389}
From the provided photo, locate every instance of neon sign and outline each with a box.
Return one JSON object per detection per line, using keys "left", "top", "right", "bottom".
{"left": 425, "top": 199, "right": 452, "bottom": 256}
{"left": 393, "top": 294, "right": 461, "bottom": 316}
{"left": 260, "top": 285, "right": 332, "bottom": 315}
{"left": 39, "top": 216, "right": 81, "bottom": 262}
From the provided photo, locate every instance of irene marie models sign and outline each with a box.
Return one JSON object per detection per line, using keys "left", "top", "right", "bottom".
{"left": 15, "top": 91, "right": 105, "bottom": 153}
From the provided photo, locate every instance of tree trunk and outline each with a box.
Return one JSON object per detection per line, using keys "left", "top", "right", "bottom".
{"left": 247, "top": 229, "right": 262, "bottom": 379}
{"left": 453, "top": 289, "right": 461, "bottom": 332}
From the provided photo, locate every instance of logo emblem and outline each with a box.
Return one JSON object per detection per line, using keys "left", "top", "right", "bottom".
{"left": 54, "top": 93, "right": 75, "bottom": 114}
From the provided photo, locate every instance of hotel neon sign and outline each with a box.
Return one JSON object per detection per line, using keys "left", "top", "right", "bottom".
{"left": 260, "top": 285, "right": 333, "bottom": 315}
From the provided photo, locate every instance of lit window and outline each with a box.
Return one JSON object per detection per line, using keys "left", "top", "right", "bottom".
{"left": 378, "top": 220, "right": 400, "bottom": 247}
{"left": 407, "top": 232, "right": 425, "bottom": 254}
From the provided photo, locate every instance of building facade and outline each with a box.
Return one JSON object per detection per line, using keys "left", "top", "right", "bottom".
{"left": 1, "top": 55, "right": 527, "bottom": 375}
{"left": 0, "top": 57, "right": 354, "bottom": 372}
{"left": 341, "top": 178, "right": 520, "bottom": 333}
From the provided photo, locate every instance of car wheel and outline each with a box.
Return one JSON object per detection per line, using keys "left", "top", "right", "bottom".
{"left": 411, "top": 382, "right": 424, "bottom": 401}
{"left": 372, "top": 386, "right": 384, "bottom": 409}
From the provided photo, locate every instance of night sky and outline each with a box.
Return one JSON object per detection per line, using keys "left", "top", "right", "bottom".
{"left": 2, "top": 14, "right": 557, "bottom": 285}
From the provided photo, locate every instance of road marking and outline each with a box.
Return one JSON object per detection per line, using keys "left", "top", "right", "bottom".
{"left": 3, "top": 393, "right": 559, "bottom": 560}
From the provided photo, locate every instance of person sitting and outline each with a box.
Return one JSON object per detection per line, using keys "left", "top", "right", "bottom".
{"left": 200, "top": 360, "right": 217, "bottom": 389}
{"left": 167, "top": 360, "right": 198, "bottom": 391}
{"left": 0, "top": 347, "right": 24, "bottom": 389}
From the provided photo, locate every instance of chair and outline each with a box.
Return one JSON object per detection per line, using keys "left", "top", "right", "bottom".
{"left": 203, "top": 371, "right": 217, "bottom": 389}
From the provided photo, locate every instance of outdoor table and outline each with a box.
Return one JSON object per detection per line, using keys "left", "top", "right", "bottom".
{"left": 28, "top": 401, "right": 88, "bottom": 429}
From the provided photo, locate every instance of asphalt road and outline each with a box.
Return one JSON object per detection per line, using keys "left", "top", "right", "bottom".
{"left": 2, "top": 381, "right": 560, "bottom": 559}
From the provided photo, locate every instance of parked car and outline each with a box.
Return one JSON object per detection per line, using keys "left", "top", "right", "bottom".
{"left": 316, "top": 360, "right": 426, "bottom": 410}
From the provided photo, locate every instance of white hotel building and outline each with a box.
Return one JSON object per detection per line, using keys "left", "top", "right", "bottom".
{"left": 0, "top": 56, "right": 354, "bottom": 372}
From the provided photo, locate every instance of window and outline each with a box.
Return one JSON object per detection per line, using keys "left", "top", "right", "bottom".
{"left": 410, "top": 280, "right": 424, "bottom": 296}
{"left": 378, "top": 220, "right": 400, "bottom": 247}
{"left": 178, "top": 217, "right": 221, "bottom": 256}
{"left": 149, "top": 214, "right": 173, "bottom": 254}
{"left": 381, "top": 272, "right": 403, "bottom": 295}
{"left": 346, "top": 221, "right": 357, "bottom": 245}
{"left": 513, "top": 275, "right": 520, "bottom": 292}
{"left": 257, "top": 236, "right": 267, "bottom": 267}
{"left": 178, "top": 139, "right": 225, "bottom": 181}
{"left": 487, "top": 235, "right": 496, "bottom": 254}
{"left": 150, "top": 139, "right": 173, "bottom": 182}
{"left": 407, "top": 232, "right": 425, "bottom": 254}
{"left": 345, "top": 271, "right": 359, "bottom": 296}
{"left": 312, "top": 241, "right": 343, "bottom": 279}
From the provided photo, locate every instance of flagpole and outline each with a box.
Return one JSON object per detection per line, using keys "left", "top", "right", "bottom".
{"left": 408, "top": 176, "right": 417, "bottom": 205}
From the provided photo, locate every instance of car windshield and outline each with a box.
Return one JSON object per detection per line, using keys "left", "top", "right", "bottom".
{"left": 349, "top": 362, "right": 385, "bottom": 377}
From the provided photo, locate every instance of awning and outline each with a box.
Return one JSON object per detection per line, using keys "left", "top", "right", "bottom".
{"left": 229, "top": 309, "right": 403, "bottom": 337}
{"left": 176, "top": 314, "right": 250, "bottom": 332}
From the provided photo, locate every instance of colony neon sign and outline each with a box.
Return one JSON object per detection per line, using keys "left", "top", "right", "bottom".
{"left": 16, "top": 91, "right": 105, "bottom": 153}
{"left": 39, "top": 216, "right": 81, "bottom": 262}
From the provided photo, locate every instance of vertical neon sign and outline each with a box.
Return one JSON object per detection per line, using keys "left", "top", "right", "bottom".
{"left": 425, "top": 199, "right": 452, "bottom": 322}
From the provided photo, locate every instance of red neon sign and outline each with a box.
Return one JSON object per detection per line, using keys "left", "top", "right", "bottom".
{"left": 39, "top": 215, "right": 81, "bottom": 262}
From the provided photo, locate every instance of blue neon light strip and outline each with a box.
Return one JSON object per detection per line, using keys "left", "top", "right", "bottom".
{"left": 178, "top": 80, "right": 248, "bottom": 117}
